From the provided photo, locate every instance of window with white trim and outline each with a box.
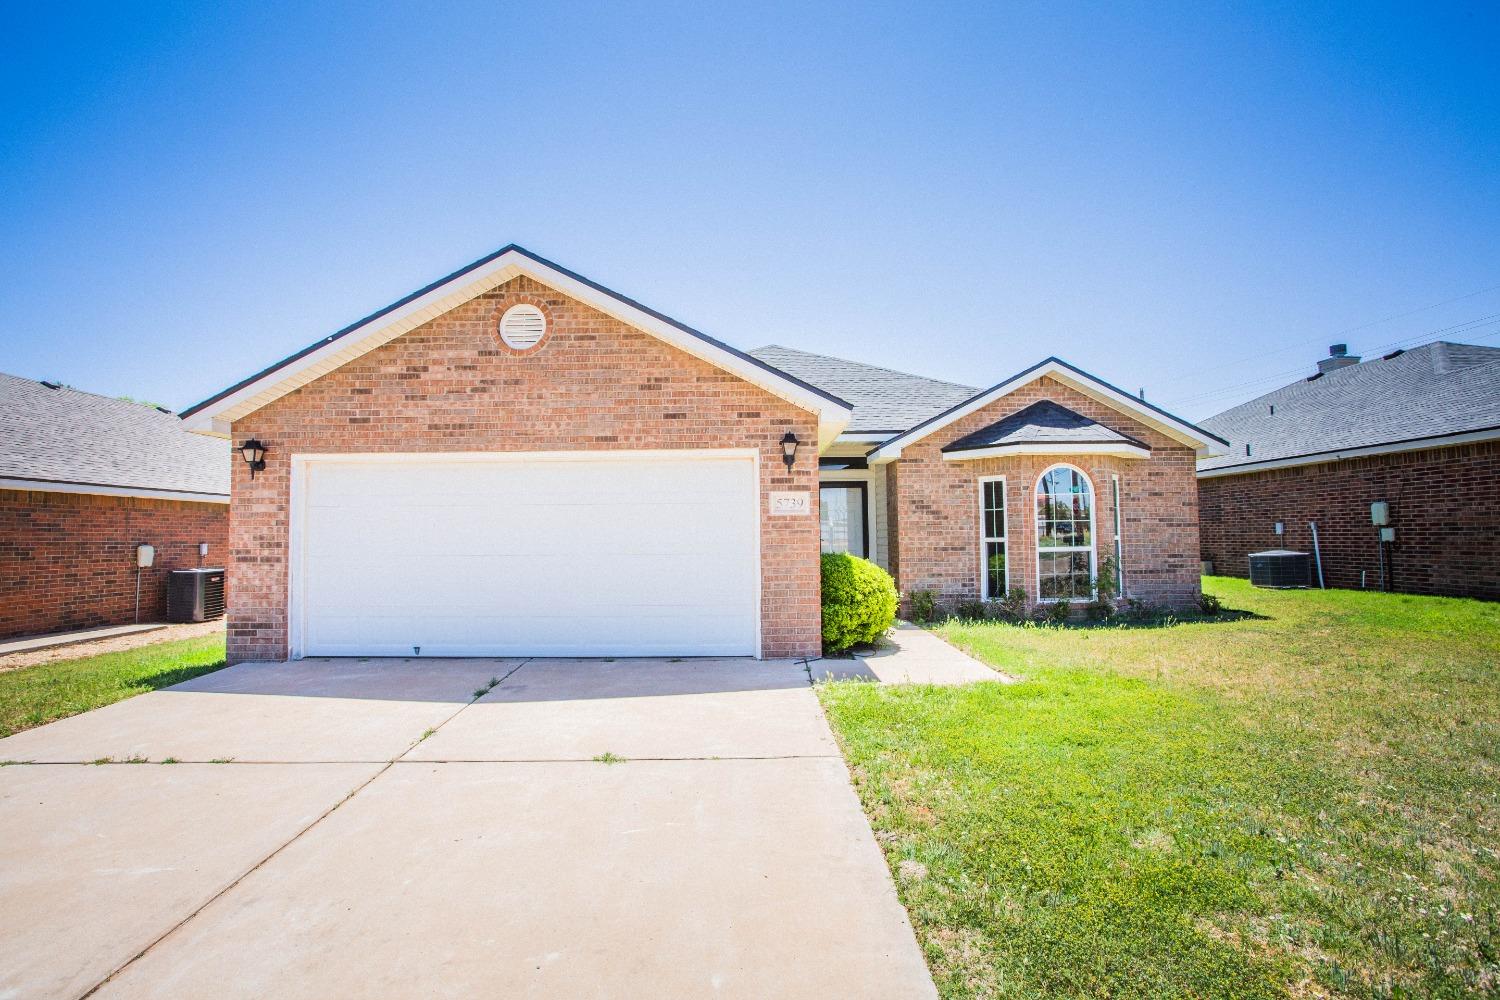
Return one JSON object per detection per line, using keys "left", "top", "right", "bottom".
{"left": 980, "top": 476, "right": 1008, "bottom": 598}
{"left": 1036, "top": 465, "right": 1095, "bottom": 600}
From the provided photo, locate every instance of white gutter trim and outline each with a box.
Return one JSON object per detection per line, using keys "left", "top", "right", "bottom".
{"left": 0, "top": 478, "right": 230, "bottom": 504}
{"left": 180, "top": 248, "right": 853, "bottom": 447}
{"left": 1196, "top": 426, "right": 1500, "bottom": 479}
{"left": 942, "top": 442, "right": 1151, "bottom": 461}
{"left": 868, "top": 358, "right": 1226, "bottom": 464}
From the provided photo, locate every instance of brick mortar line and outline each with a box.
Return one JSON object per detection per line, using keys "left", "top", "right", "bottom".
{"left": 75, "top": 658, "right": 532, "bottom": 999}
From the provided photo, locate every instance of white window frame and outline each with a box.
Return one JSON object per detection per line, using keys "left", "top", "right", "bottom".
{"left": 978, "top": 475, "right": 1009, "bottom": 599}
{"left": 1035, "top": 463, "right": 1097, "bottom": 603}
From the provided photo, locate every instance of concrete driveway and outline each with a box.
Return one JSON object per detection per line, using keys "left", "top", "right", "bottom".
{"left": 0, "top": 656, "right": 937, "bottom": 999}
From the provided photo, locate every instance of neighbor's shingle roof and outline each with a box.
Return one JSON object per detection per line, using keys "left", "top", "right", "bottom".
{"left": 942, "top": 399, "right": 1149, "bottom": 453}
{"left": 0, "top": 373, "right": 230, "bottom": 496}
{"left": 748, "top": 345, "right": 977, "bottom": 433}
{"left": 1197, "top": 341, "right": 1500, "bottom": 472}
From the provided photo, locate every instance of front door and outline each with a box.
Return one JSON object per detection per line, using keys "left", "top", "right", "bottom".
{"left": 818, "top": 482, "right": 868, "bottom": 559}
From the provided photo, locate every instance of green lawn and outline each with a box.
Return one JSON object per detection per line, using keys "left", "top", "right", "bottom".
{"left": 0, "top": 634, "right": 227, "bottom": 738}
{"left": 818, "top": 578, "right": 1500, "bottom": 999}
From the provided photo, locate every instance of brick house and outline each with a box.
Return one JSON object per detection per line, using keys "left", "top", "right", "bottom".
{"left": 180, "top": 245, "right": 1225, "bottom": 663}
{"left": 0, "top": 374, "right": 230, "bottom": 640}
{"left": 1198, "top": 341, "right": 1500, "bottom": 600}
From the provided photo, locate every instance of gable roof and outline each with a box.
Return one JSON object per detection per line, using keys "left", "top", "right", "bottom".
{"left": 747, "top": 345, "right": 977, "bottom": 433}
{"left": 1198, "top": 340, "right": 1500, "bottom": 476}
{"left": 0, "top": 373, "right": 229, "bottom": 501}
{"left": 866, "top": 357, "right": 1228, "bottom": 463}
{"left": 179, "top": 245, "right": 853, "bottom": 447}
{"left": 942, "top": 399, "right": 1150, "bottom": 455}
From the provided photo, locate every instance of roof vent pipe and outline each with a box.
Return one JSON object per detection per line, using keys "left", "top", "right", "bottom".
{"left": 1317, "top": 343, "right": 1361, "bottom": 374}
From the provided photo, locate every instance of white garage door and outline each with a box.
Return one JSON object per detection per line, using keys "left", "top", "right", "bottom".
{"left": 292, "top": 453, "right": 760, "bottom": 657}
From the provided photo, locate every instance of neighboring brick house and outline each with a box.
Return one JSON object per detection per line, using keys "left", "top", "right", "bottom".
{"left": 180, "top": 245, "right": 1225, "bottom": 663}
{"left": 0, "top": 374, "right": 230, "bottom": 640}
{"left": 1198, "top": 342, "right": 1500, "bottom": 600}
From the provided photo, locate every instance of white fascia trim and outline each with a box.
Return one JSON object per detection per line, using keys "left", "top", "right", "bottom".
{"left": 868, "top": 360, "right": 1225, "bottom": 463}
{"left": 942, "top": 442, "right": 1151, "bottom": 461}
{"left": 288, "top": 448, "right": 761, "bottom": 465}
{"left": 182, "top": 249, "right": 852, "bottom": 447}
{"left": 835, "top": 432, "right": 895, "bottom": 444}
{"left": 1196, "top": 426, "right": 1500, "bottom": 479}
{"left": 0, "top": 478, "right": 230, "bottom": 504}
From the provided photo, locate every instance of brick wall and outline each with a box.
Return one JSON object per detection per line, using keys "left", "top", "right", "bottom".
{"left": 1198, "top": 440, "right": 1500, "bottom": 600}
{"left": 887, "top": 376, "right": 1202, "bottom": 612}
{"left": 0, "top": 488, "right": 228, "bottom": 640}
{"left": 227, "top": 275, "right": 821, "bottom": 663}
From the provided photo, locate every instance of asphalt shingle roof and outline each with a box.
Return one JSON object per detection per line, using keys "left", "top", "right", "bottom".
{"left": 1197, "top": 341, "right": 1500, "bottom": 472}
{"left": 0, "top": 373, "right": 231, "bottom": 496}
{"left": 748, "top": 345, "right": 977, "bottom": 433}
{"left": 942, "top": 399, "right": 1148, "bottom": 453}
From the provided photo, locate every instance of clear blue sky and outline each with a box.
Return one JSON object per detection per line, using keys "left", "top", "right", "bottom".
{"left": 3, "top": 2, "right": 1497, "bottom": 420}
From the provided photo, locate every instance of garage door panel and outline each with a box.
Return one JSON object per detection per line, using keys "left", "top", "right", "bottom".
{"left": 305, "top": 500, "right": 751, "bottom": 560}
{"left": 307, "top": 609, "right": 756, "bottom": 658}
{"left": 306, "top": 554, "right": 753, "bottom": 613}
{"left": 297, "top": 455, "right": 760, "bottom": 657}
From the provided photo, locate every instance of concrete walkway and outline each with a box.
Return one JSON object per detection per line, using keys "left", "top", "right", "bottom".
{"left": 0, "top": 656, "right": 937, "bottom": 999}
{"left": 812, "top": 621, "right": 1009, "bottom": 685}
{"left": 0, "top": 620, "right": 225, "bottom": 672}
{"left": 0, "top": 623, "right": 167, "bottom": 658}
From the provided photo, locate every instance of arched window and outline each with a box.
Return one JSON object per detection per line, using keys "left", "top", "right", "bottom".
{"left": 1036, "top": 464, "right": 1095, "bottom": 601}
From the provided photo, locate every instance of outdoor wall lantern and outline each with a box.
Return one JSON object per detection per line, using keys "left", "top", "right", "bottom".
{"left": 780, "top": 432, "right": 800, "bottom": 470}
{"left": 239, "top": 439, "right": 267, "bottom": 479}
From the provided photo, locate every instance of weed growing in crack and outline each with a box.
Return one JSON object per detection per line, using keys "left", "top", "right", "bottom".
{"left": 593, "top": 751, "right": 627, "bottom": 765}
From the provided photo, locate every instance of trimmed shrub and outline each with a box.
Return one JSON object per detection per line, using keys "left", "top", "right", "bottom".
{"left": 991, "top": 586, "right": 1030, "bottom": 622}
{"left": 955, "top": 599, "right": 988, "bottom": 621}
{"left": 821, "top": 553, "right": 899, "bottom": 653}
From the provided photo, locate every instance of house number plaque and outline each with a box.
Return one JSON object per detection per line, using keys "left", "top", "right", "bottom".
{"left": 769, "top": 491, "right": 810, "bottom": 516}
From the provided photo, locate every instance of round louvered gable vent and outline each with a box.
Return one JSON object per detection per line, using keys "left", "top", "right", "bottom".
{"left": 499, "top": 304, "right": 547, "bottom": 350}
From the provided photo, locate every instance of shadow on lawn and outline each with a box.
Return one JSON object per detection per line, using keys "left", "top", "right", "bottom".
{"left": 943, "top": 607, "right": 1270, "bottom": 631}
{"left": 137, "top": 659, "right": 229, "bottom": 691}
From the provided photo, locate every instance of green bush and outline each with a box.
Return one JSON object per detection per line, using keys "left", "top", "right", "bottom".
{"left": 821, "top": 553, "right": 899, "bottom": 653}
{"left": 955, "top": 599, "right": 988, "bottom": 621}
{"left": 1197, "top": 591, "right": 1224, "bottom": 616}
{"left": 907, "top": 588, "right": 937, "bottom": 624}
{"left": 1045, "top": 598, "right": 1073, "bottom": 624}
{"left": 990, "top": 586, "right": 1030, "bottom": 622}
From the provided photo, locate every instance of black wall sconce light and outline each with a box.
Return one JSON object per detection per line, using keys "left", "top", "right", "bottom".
{"left": 239, "top": 439, "right": 267, "bottom": 479}
{"left": 780, "top": 432, "right": 800, "bottom": 470}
